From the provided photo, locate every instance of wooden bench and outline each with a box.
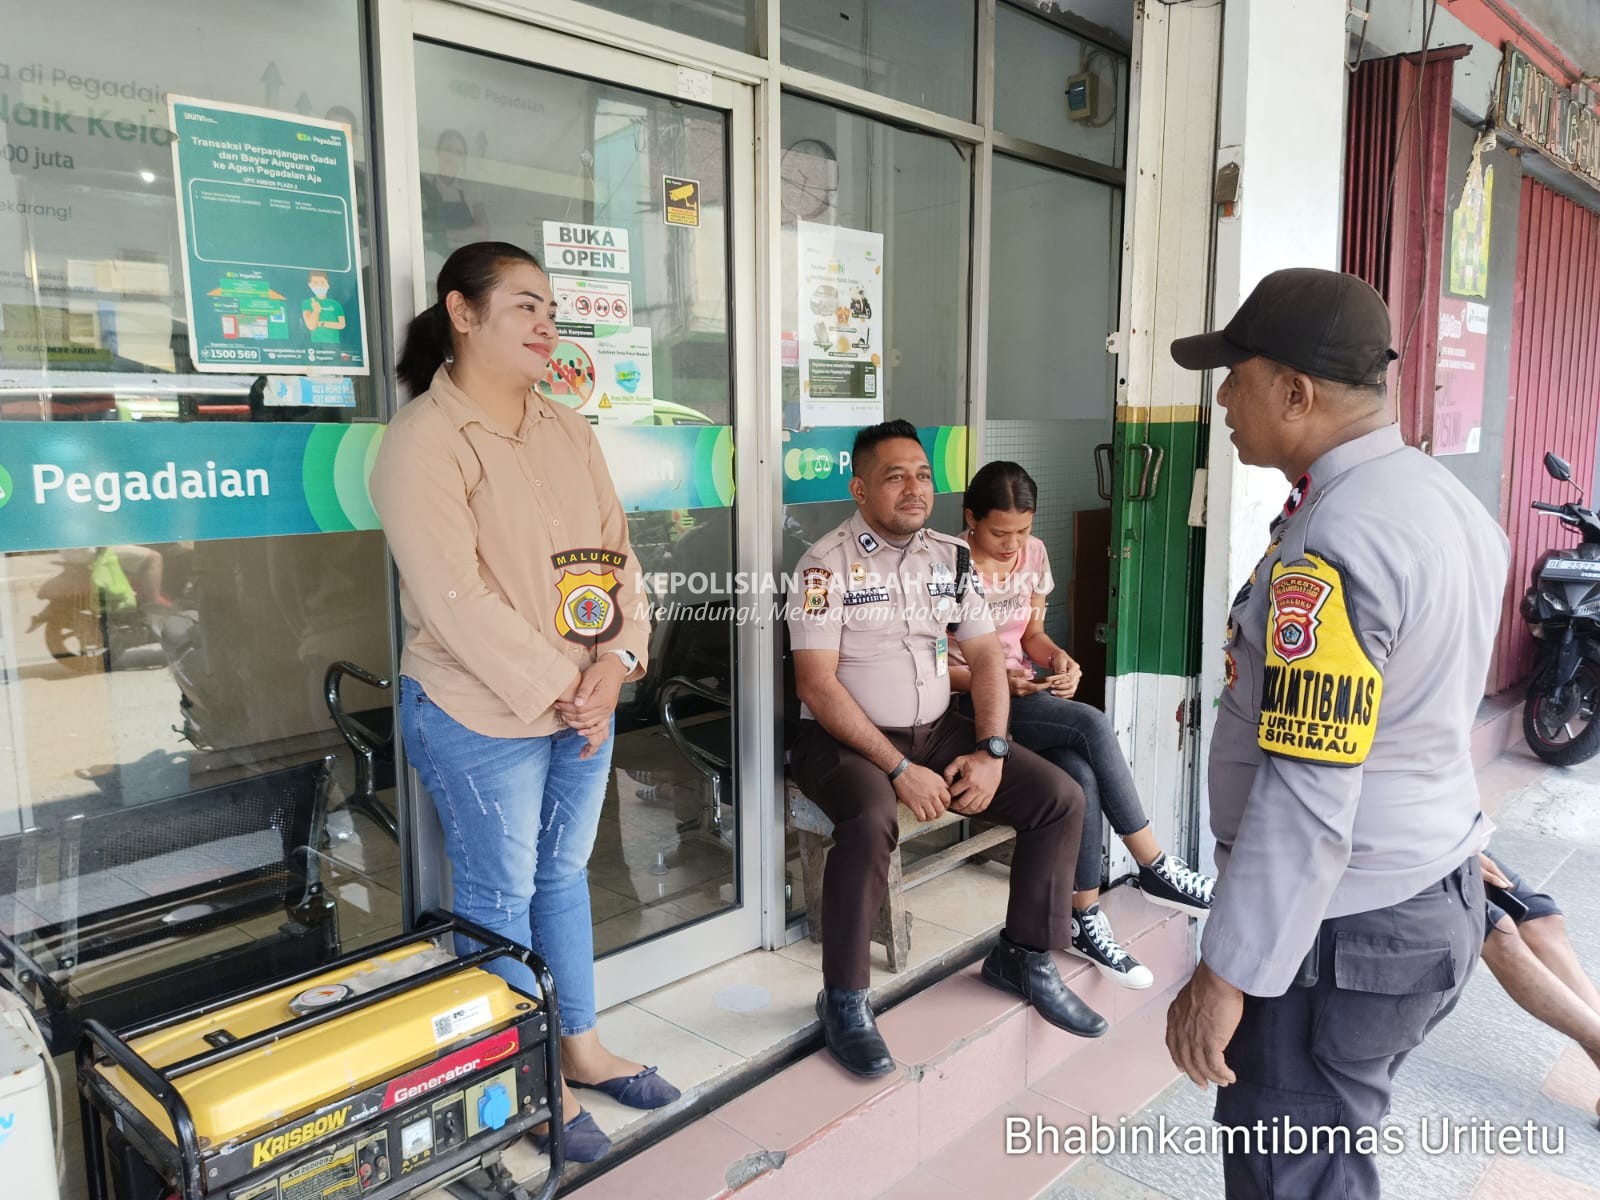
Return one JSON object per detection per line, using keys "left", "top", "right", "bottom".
{"left": 786, "top": 780, "right": 1016, "bottom": 972}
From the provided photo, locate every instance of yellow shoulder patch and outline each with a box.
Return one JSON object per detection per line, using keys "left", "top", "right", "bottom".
{"left": 1258, "top": 554, "right": 1383, "bottom": 766}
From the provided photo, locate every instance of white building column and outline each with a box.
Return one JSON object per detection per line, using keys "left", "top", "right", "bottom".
{"left": 1197, "top": 0, "right": 1352, "bottom": 870}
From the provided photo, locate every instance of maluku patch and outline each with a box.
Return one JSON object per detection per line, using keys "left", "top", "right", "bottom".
{"left": 551, "top": 548, "right": 628, "bottom": 645}
{"left": 1258, "top": 554, "right": 1383, "bottom": 766}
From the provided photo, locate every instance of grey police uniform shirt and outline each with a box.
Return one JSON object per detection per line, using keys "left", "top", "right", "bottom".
{"left": 1206, "top": 424, "right": 1510, "bottom": 997}
{"left": 787, "top": 510, "right": 995, "bottom": 729}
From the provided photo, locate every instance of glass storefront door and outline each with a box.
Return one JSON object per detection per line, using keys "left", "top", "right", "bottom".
{"left": 398, "top": 3, "right": 763, "bottom": 1008}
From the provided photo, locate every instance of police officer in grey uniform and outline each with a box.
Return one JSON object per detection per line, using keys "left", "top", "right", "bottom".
{"left": 1165, "top": 269, "right": 1510, "bottom": 1197}
{"left": 788, "top": 419, "right": 1107, "bottom": 1078}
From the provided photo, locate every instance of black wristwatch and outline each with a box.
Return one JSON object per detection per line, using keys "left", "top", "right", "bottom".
{"left": 980, "top": 736, "right": 1010, "bottom": 760}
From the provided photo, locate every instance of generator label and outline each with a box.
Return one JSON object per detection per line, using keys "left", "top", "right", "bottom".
{"left": 276, "top": 1144, "right": 359, "bottom": 1200}
{"left": 431, "top": 996, "right": 493, "bottom": 1044}
{"left": 250, "top": 1104, "right": 353, "bottom": 1169}
{"left": 385, "top": 1026, "right": 520, "bottom": 1108}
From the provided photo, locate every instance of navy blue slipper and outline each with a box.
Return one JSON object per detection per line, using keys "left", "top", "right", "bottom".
{"left": 570, "top": 1065, "right": 682, "bottom": 1110}
{"left": 530, "top": 1109, "right": 612, "bottom": 1164}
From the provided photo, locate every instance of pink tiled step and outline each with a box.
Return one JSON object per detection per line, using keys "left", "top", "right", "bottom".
{"left": 570, "top": 887, "right": 1194, "bottom": 1200}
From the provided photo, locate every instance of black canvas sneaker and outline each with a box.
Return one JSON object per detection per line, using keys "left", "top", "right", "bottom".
{"left": 1138, "top": 854, "right": 1215, "bottom": 916}
{"left": 1068, "top": 904, "right": 1153, "bottom": 989}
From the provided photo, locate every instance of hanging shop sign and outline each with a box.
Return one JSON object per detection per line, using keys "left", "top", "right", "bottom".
{"left": 1498, "top": 47, "right": 1600, "bottom": 190}
{"left": 169, "top": 97, "right": 369, "bottom": 374}
{"left": 1448, "top": 161, "right": 1493, "bottom": 300}
{"left": 781, "top": 425, "right": 967, "bottom": 505}
{"left": 1434, "top": 299, "right": 1489, "bottom": 457}
{"left": 797, "top": 222, "right": 884, "bottom": 428}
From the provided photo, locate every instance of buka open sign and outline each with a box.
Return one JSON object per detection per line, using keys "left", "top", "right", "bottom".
{"left": 542, "top": 221, "right": 631, "bottom": 274}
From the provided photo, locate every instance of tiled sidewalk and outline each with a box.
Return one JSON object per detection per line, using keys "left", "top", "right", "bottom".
{"left": 1053, "top": 743, "right": 1600, "bottom": 1200}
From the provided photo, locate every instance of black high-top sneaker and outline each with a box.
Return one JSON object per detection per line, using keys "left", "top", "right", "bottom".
{"left": 1138, "top": 854, "right": 1215, "bottom": 916}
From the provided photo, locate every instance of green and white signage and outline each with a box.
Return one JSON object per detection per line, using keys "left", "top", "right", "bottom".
{"left": 169, "top": 96, "right": 368, "bottom": 374}
{"left": 0, "top": 422, "right": 383, "bottom": 552}
{"left": 781, "top": 425, "right": 968, "bottom": 505}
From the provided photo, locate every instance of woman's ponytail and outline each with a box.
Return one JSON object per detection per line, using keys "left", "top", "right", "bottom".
{"left": 397, "top": 302, "right": 452, "bottom": 395}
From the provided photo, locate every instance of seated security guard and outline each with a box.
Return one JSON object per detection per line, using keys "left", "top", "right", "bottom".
{"left": 787, "top": 419, "right": 1107, "bottom": 1078}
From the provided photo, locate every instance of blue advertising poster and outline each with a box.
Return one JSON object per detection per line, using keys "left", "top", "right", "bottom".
{"left": 169, "top": 96, "right": 369, "bottom": 375}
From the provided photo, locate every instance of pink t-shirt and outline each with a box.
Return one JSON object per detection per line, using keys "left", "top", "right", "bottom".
{"left": 953, "top": 534, "right": 1054, "bottom": 673}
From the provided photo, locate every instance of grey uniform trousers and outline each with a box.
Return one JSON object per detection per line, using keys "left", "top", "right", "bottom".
{"left": 1215, "top": 855, "right": 1484, "bottom": 1198}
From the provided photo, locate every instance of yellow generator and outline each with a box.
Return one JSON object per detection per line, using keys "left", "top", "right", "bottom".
{"left": 76, "top": 913, "right": 563, "bottom": 1200}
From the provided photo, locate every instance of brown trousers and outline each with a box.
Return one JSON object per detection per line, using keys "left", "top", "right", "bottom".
{"left": 789, "top": 710, "right": 1085, "bottom": 990}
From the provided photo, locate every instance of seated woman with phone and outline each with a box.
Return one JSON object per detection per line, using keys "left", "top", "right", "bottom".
{"left": 949, "top": 461, "right": 1214, "bottom": 990}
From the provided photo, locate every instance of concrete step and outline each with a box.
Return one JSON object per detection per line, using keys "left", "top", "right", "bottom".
{"left": 568, "top": 887, "right": 1194, "bottom": 1200}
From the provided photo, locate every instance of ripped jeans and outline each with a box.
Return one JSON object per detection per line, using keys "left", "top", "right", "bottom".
{"left": 399, "top": 676, "right": 611, "bottom": 1034}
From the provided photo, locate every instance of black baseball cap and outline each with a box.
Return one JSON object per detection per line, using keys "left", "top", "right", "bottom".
{"left": 1170, "top": 268, "right": 1398, "bottom": 386}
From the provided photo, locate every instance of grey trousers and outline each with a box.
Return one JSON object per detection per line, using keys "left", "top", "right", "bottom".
{"left": 1214, "top": 856, "right": 1485, "bottom": 1199}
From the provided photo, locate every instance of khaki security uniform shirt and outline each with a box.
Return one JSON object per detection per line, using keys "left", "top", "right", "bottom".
{"left": 1205, "top": 425, "right": 1510, "bottom": 996}
{"left": 370, "top": 365, "right": 649, "bottom": 738}
{"left": 787, "top": 510, "right": 995, "bottom": 728}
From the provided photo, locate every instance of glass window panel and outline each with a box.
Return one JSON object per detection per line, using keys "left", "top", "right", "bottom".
{"left": 779, "top": 95, "right": 970, "bottom": 429}
{"left": 782, "top": 1, "right": 976, "bottom": 120}
{"left": 413, "top": 40, "right": 740, "bottom": 957}
{"left": 415, "top": 40, "right": 731, "bottom": 424}
{"left": 777, "top": 97, "right": 971, "bottom": 892}
{"left": 0, "top": 0, "right": 382, "bottom": 423}
{"left": 584, "top": 0, "right": 752, "bottom": 53}
{"left": 0, "top": 0, "right": 397, "bottom": 1049}
{"left": 995, "top": 2, "right": 1127, "bottom": 168}
{"left": 1, "top": 532, "right": 402, "bottom": 1047}
{"left": 984, "top": 157, "right": 1118, "bottom": 695}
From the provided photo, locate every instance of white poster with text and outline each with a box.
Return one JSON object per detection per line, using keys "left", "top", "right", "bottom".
{"left": 797, "top": 221, "right": 884, "bottom": 427}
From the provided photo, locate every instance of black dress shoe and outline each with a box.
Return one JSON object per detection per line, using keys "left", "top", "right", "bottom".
{"left": 816, "top": 988, "right": 896, "bottom": 1077}
{"left": 981, "top": 934, "right": 1108, "bottom": 1038}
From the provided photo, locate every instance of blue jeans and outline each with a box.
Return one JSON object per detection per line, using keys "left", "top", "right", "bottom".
{"left": 399, "top": 676, "right": 611, "bottom": 1034}
{"left": 958, "top": 690, "right": 1150, "bottom": 891}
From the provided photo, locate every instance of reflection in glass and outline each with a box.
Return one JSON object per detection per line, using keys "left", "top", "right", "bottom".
{"left": 985, "top": 157, "right": 1120, "bottom": 701}
{"left": 0, "top": 0, "right": 395, "bottom": 1048}
{"left": 782, "top": 0, "right": 976, "bottom": 120}
{"left": 413, "top": 41, "right": 739, "bottom": 957}
{"left": 995, "top": 3, "right": 1128, "bottom": 168}
{"left": 779, "top": 96, "right": 970, "bottom": 429}
{"left": 595, "top": 0, "right": 751, "bottom": 53}
{"left": 0, "top": 0, "right": 381, "bottom": 423}
{"left": 0, "top": 531, "right": 400, "bottom": 1048}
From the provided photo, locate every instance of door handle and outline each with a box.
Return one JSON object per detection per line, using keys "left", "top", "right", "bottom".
{"left": 1093, "top": 443, "right": 1114, "bottom": 502}
{"left": 1128, "top": 443, "right": 1165, "bottom": 501}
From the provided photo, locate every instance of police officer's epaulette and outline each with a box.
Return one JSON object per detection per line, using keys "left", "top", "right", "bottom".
{"left": 806, "top": 526, "right": 852, "bottom": 557}
{"left": 921, "top": 528, "right": 969, "bottom": 551}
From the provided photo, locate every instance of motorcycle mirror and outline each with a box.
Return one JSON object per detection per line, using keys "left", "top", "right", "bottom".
{"left": 1545, "top": 452, "right": 1573, "bottom": 482}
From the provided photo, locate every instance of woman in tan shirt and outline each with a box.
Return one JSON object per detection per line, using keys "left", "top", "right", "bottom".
{"left": 371, "top": 242, "right": 677, "bottom": 1164}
